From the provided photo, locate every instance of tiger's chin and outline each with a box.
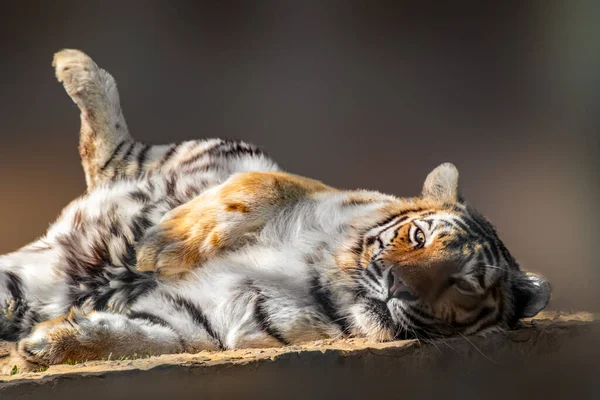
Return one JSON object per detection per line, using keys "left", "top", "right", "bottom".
{"left": 361, "top": 326, "right": 397, "bottom": 343}
{"left": 357, "top": 319, "right": 420, "bottom": 343}
{"left": 348, "top": 301, "right": 396, "bottom": 342}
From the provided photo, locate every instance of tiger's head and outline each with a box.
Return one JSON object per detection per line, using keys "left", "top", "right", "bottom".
{"left": 352, "top": 163, "right": 550, "bottom": 339}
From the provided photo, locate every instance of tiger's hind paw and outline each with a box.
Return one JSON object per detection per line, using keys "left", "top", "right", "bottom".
{"left": 53, "top": 49, "right": 101, "bottom": 99}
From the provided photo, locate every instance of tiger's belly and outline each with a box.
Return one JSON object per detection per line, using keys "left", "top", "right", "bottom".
{"left": 130, "top": 242, "right": 348, "bottom": 349}
{"left": 38, "top": 172, "right": 226, "bottom": 314}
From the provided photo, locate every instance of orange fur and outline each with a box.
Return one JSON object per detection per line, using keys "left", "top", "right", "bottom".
{"left": 137, "top": 171, "right": 334, "bottom": 279}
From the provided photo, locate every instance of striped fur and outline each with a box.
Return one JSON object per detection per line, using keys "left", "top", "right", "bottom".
{"left": 0, "top": 50, "right": 549, "bottom": 373}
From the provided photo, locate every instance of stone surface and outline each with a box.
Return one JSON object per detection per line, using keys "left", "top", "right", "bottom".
{"left": 0, "top": 311, "right": 598, "bottom": 399}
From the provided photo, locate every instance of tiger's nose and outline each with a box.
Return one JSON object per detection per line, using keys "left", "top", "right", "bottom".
{"left": 387, "top": 269, "right": 418, "bottom": 301}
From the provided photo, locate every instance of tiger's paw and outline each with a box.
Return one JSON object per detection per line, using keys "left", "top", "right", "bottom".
{"left": 52, "top": 49, "right": 102, "bottom": 104}
{"left": 0, "top": 343, "right": 44, "bottom": 375}
{"left": 135, "top": 196, "right": 223, "bottom": 280}
{"left": 14, "top": 309, "right": 90, "bottom": 368}
{"left": 136, "top": 224, "right": 201, "bottom": 281}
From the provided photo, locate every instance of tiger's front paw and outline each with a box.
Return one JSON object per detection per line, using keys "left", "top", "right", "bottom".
{"left": 15, "top": 309, "right": 89, "bottom": 367}
{"left": 0, "top": 343, "right": 42, "bottom": 375}
{"left": 136, "top": 224, "right": 202, "bottom": 281}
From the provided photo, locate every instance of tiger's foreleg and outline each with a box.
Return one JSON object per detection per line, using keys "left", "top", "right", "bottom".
{"left": 137, "top": 171, "right": 334, "bottom": 279}
{"left": 0, "top": 308, "right": 186, "bottom": 373}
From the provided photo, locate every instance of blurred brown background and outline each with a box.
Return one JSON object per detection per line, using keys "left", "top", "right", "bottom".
{"left": 0, "top": 1, "right": 598, "bottom": 311}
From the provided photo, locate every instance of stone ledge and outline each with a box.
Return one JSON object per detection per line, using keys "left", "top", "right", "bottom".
{"left": 1, "top": 311, "right": 598, "bottom": 399}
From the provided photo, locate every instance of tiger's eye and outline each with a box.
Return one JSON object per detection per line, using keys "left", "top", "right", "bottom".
{"left": 454, "top": 279, "right": 477, "bottom": 294}
{"left": 414, "top": 228, "right": 425, "bottom": 248}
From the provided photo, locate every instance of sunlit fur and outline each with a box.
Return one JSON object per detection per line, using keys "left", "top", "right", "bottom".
{"left": 0, "top": 50, "right": 550, "bottom": 373}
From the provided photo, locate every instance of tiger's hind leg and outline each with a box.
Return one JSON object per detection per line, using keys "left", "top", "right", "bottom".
{"left": 0, "top": 308, "right": 185, "bottom": 373}
{"left": 53, "top": 49, "right": 135, "bottom": 189}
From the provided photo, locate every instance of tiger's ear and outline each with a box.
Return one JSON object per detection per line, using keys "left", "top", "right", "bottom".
{"left": 513, "top": 273, "right": 551, "bottom": 318}
{"left": 422, "top": 163, "right": 459, "bottom": 202}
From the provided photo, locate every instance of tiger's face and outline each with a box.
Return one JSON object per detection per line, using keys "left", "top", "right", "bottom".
{"left": 353, "top": 163, "right": 550, "bottom": 338}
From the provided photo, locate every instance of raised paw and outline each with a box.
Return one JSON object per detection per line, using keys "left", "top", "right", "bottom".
{"left": 53, "top": 49, "right": 97, "bottom": 92}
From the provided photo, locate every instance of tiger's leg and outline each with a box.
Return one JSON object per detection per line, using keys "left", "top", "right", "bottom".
{"left": 137, "top": 171, "right": 334, "bottom": 279}
{"left": 53, "top": 50, "right": 280, "bottom": 189}
{"left": 0, "top": 308, "right": 185, "bottom": 373}
{"left": 53, "top": 49, "right": 136, "bottom": 189}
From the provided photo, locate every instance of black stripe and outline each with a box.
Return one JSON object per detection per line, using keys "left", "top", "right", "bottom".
{"left": 185, "top": 185, "right": 200, "bottom": 199}
{"left": 462, "top": 214, "right": 494, "bottom": 242}
{"left": 253, "top": 293, "right": 290, "bottom": 345}
{"left": 135, "top": 144, "right": 151, "bottom": 177}
{"left": 360, "top": 277, "right": 384, "bottom": 295}
{"left": 310, "top": 277, "right": 351, "bottom": 335}
{"left": 121, "top": 142, "right": 136, "bottom": 163}
{"left": 179, "top": 149, "right": 209, "bottom": 167}
{"left": 405, "top": 305, "right": 436, "bottom": 326}
{"left": 204, "top": 140, "right": 266, "bottom": 160}
{"left": 393, "top": 313, "right": 420, "bottom": 340}
{"left": 5, "top": 271, "right": 24, "bottom": 301}
{"left": 358, "top": 214, "right": 411, "bottom": 256}
{"left": 474, "top": 262, "right": 487, "bottom": 288}
{"left": 1, "top": 271, "right": 33, "bottom": 341}
{"left": 452, "top": 218, "right": 476, "bottom": 237}
{"left": 467, "top": 209, "right": 498, "bottom": 238}
{"left": 369, "top": 260, "right": 383, "bottom": 277}
{"left": 122, "top": 276, "right": 157, "bottom": 306}
{"left": 467, "top": 253, "right": 487, "bottom": 289}
{"left": 128, "top": 311, "right": 174, "bottom": 329}
{"left": 373, "top": 214, "right": 407, "bottom": 231}
{"left": 376, "top": 214, "right": 404, "bottom": 229}
{"left": 487, "top": 242, "right": 501, "bottom": 267}
{"left": 159, "top": 143, "right": 180, "bottom": 167}
{"left": 165, "top": 174, "right": 177, "bottom": 197}
{"left": 482, "top": 245, "right": 495, "bottom": 267}
{"left": 363, "top": 265, "right": 379, "bottom": 285}
{"left": 177, "top": 140, "right": 225, "bottom": 167}
{"left": 164, "top": 294, "right": 223, "bottom": 349}
{"left": 128, "top": 190, "right": 151, "bottom": 203}
{"left": 128, "top": 310, "right": 186, "bottom": 350}
{"left": 183, "top": 164, "right": 221, "bottom": 176}
{"left": 452, "top": 306, "right": 495, "bottom": 329}
{"left": 365, "top": 211, "right": 419, "bottom": 236}
{"left": 474, "top": 286, "right": 504, "bottom": 332}
{"left": 390, "top": 216, "right": 410, "bottom": 241}
{"left": 130, "top": 213, "right": 153, "bottom": 241}
{"left": 100, "top": 140, "right": 126, "bottom": 171}
{"left": 364, "top": 299, "right": 395, "bottom": 331}
{"left": 497, "top": 240, "right": 516, "bottom": 268}
{"left": 400, "top": 307, "right": 428, "bottom": 330}
{"left": 91, "top": 290, "right": 113, "bottom": 311}
{"left": 226, "top": 144, "right": 265, "bottom": 158}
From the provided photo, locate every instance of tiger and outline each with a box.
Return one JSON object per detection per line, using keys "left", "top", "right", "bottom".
{"left": 0, "top": 49, "right": 550, "bottom": 374}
